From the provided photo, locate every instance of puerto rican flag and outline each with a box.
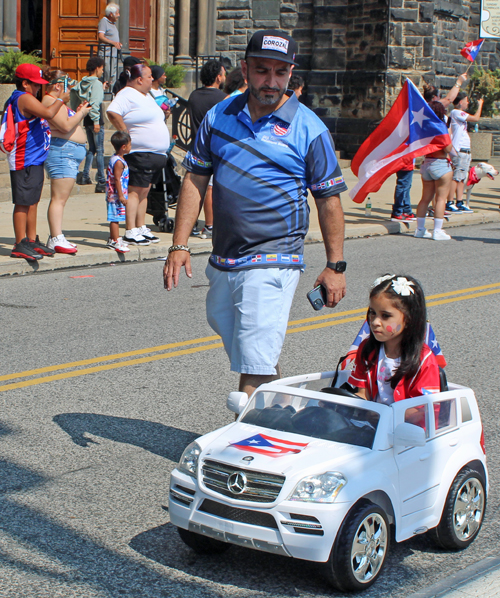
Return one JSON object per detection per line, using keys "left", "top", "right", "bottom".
{"left": 349, "top": 79, "right": 451, "bottom": 204}
{"left": 461, "top": 39, "right": 484, "bottom": 62}
{"left": 340, "top": 320, "right": 447, "bottom": 369}
{"left": 230, "top": 433, "right": 308, "bottom": 457}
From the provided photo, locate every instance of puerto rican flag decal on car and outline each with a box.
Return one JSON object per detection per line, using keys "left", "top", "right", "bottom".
{"left": 230, "top": 434, "right": 308, "bottom": 457}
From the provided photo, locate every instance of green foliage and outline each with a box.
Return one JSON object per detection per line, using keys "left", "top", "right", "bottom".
{"left": 0, "top": 50, "right": 43, "bottom": 84}
{"left": 467, "top": 67, "right": 500, "bottom": 116}
{"left": 145, "top": 59, "right": 186, "bottom": 88}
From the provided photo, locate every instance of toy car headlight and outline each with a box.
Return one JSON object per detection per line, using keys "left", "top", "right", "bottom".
{"left": 289, "top": 472, "right": 347, "bottom": 503}
{"left": 178, "top": 442, "right": 201, "bottom": 478}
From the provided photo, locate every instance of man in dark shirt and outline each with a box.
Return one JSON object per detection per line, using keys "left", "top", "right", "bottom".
{"left": 187, "top": 60, "right": 227, "bottom": 237}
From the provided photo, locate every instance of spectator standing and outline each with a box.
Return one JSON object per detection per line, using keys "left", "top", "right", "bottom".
{"left": 112, "top": 55, "right": 141, "bottom": 96}
{"left": 447, "top": 93, "right": 484, "bottom": 214}
{"left": 73, "top": 57, "right": 107, "bottom": 193}
{"left": 106, "top": 131, "right": 131, "bottom": 253}
{"left": 149, "top": 65, "right": 172, "bottom": 118}
{"left": 107, "top": 64, "right": 170, "bottom": 245}
{"left": 98, "top": 3, "right": 122, "bottom": 86}
{"left": 188, "top": 60, "right": 227, "bottom": 238}
{"left": 43, "top": 69, "right": 91, "bottom": 254}
{"left": 288, "top": 73, "right": 304, "bottom": 98}
{"left": 164, "top": 30, "right": 348, "bottom": 397}
{"left": 224, "top": 67, "right": 247, "bottom": 97}
{"left": 1, "top": 65, "right": 66, "bottom": 260}
{"left": 390, "top": 161, "right": 416, "bottom": 222}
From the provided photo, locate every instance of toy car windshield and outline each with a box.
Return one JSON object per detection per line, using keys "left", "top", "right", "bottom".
{"left": 240, "top": 390, "right": 379, "bottom": 449}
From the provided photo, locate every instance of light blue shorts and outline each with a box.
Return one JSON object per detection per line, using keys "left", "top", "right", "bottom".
{"left": 205, "top": 264, "right": 301, "bottom": 375}
{"left": 420, "top": 158, "right": 452, "bottom": 181}
{"left": 45, "top": 138, "right": 86, "bottom": 180}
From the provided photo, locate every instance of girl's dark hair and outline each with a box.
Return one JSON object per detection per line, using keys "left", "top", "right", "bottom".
{"left": 224, "top": 67, "right": 245, "bottom": 94}
{"left": 428, "top": 99, "right": 449, "bottom": 126}
{"left": 423, "top": 84, "right": 439, "bottom": 102}
{"left": 111, "top": 130, "right": 131, "bottom": 152}
{"left": 360, "top": 274, "right": 427, "bottom": 389}
{"left": 453, "top": 91, "right": 468, "bottom": 106}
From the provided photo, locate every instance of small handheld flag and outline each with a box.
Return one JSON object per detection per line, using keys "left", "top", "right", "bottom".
{"left": 461, "top": 39, "right": 484, "bottom": 62}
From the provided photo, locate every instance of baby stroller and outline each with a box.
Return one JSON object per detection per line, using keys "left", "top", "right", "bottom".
{"left": 147, "top": 152, "right": 181, "bottom": 232}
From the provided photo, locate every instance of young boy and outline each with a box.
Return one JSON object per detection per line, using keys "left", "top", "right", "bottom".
{"left": 72, "top": 56, "right": 107, "bottom": 192}
{"left": 0, "top": 64, "right": 68, "bottom": 260}
{"left": 106, "top": 131, "right": 131, "bottom": 253}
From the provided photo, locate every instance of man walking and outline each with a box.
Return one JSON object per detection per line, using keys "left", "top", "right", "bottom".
{"left": 164, "top": 30, "right": 348, "bottom": 397}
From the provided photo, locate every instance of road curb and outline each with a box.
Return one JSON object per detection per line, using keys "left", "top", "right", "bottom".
{"left": 406, "top": 555, "right": 500, "bottom": 598}
{"left": 1, "top": 211, "right": 499, "bottom": 277}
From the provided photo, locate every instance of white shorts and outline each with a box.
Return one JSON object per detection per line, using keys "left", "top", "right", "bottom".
{"left": 205, "top": 264, "right": 301, "bottom": 375}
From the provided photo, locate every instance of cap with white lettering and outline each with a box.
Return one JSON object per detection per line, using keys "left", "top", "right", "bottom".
{"left": 245, "top": 29, "right": 298, "bottom": 66}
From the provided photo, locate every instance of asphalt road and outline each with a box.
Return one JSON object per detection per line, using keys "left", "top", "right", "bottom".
{"left": 0, "top": 222, "right": 499, "bottom": 598}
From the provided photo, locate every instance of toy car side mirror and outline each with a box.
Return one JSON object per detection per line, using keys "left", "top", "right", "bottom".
{"left": 393, "top": 422, "right": 426, "bottom": 447}
{"left": 227, "top": 391, "right": 249, "bottom": 414}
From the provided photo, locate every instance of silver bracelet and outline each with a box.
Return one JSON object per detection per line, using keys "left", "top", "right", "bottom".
{"left": 168, "top": 245, "right": 191, "bottom": 254}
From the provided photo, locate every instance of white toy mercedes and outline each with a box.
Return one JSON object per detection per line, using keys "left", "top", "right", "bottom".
{"left": 168, "top": 369, "right": 488, "bottom": 592}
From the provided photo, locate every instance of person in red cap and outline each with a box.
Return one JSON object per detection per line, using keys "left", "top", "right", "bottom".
{"left": 0, "top": 64, "right": 70, "bottom": 260}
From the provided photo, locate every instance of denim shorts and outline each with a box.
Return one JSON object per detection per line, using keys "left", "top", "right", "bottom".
{"left": 205, "top": 264, "right": 301, "bottom": 375}
{"left": 45, "top": 138, "right": 87, "bottom": 179}
{"left": 451, "top": 151, "right": 472, "bottom": 182}
{"left": 420, "top": 158, "right": 452, "bottom": 181}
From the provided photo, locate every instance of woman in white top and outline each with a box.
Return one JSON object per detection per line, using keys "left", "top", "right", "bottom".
{"left": 447, "top": 93, "right": 484, "bottom": 213}
{"left": 107, "top": 64, "right": 170, "bottom": 245}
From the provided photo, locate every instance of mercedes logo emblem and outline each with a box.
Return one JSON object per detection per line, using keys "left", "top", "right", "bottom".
{"left": 242, "top": 456, "right": 254, "bottom": 462}
{"left": 227, "top": 471, "right": 247, "bottom": 494}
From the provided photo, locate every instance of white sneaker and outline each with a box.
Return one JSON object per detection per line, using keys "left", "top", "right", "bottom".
{"left": 123, "top": 228, "right": 151, "bottom": 246}
{"left": 414, "top": 228, "right": 432, "bottom": 239}
{"left": 432, "top": 229, "right": 451, "bottom": 241}
{"left": 107, "top": 237, "right": 130, "bottom": 253}
{"left": 47, "top": 234, "right": 77, "bottom": 254}
{"left": 138, "top": 225, "right": 159, "bottom": 243}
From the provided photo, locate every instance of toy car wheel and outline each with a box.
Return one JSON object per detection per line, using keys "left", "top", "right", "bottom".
{"left": 177, "top": 527, "right": 232, "bottom": 554}
{"left": 324, "top": 502, "right": 390, "bottom": 592}
{"left": 429, "top": 467, "right": 486, "bottom": 550}
{"left": 167, "top": 218, "right": 175, "bottom": 233}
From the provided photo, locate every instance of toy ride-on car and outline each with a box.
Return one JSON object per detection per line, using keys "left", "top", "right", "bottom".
{"left": 168, "top": 369, "right": 487, "bottom": 592}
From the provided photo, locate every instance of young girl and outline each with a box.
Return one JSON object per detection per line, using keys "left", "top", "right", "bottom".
{"left": 106, "top": 131, "right": 131, "bottom": 253}
{"left": 348, "top": 274, "right": 440, "bottom": 403}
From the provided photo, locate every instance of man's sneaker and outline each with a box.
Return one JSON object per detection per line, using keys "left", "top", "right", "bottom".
{"left": 123, "top": 228, "right": 151, "bottom": 245}
{"left": 191, "top": 226, "right": 202, "bottom": 237}
{"left": 402, "top": 212, "right": 416, "bottom": 221}
{"left": 11, "top": 238, "right": 43, "bottom": 260}
{"left": 76, "top": 172, "right": 92, "bottom": 185}
{"left": 199, "top": 226, "right": 213, "bottom": 239}
{"left": 414, "top": 228, "right": 432, "bottom": 239}
{"left": 432, "top": 229, "right": 451, "bottom": 241}
{"left": 47, "top": 234, "right": 78, "bottom": 254}
{"left": 456, "top": 202, "right": 473, "bottom": 213}
{"left": 390, "top": 213, "right": 404, "bottom": 221}
{"left": 446, "top": 201, "right": 460, "bottom": 213}
{"left": 138, "top": 225, "right": 160, "bottom": 243}
{"left": 29, "top": 235, "right": 55, "bottom": 256}
{"left": 107, "top": 237, "right": 130, "bottom": 253}
{"left": 95, "top": 182, "right": 106, "bottom": 193}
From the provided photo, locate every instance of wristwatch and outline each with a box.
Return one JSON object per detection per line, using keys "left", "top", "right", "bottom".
{"left": 326, "top": 261, "right": 347, "bottom": 273}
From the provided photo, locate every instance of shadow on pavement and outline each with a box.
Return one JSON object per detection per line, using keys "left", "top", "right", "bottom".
{"left": 53, "top": 413, "right": 199, "bottom": 463}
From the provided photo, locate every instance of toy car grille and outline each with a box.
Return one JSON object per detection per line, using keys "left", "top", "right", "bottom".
{"left": 199, "top": 499, "right": 279, "bottom": 528}
{"left": 202, "top": 459, "right": 285, "bottom": 503}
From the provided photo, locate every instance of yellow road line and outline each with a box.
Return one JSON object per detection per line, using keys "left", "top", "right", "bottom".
{"left": 1, "top": 283, "right": 499, "bottom": 393}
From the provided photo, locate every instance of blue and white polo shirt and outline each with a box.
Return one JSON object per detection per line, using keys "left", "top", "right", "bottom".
{"left": 183, "top": 90, "right": 348, "bottom": 271}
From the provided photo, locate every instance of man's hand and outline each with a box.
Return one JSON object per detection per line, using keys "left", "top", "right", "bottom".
{"left": 457, "top": 73, "right": 468, "bottom": 86}
{"left": 163, "top": 250, "right": 192, "bottom": 291}
{"left": 314, "top": 269, "right": 346, "bottom": 308}
{"left": 94, "top": 124, "right": 101, "bottom": 133}
{"left": 115, "top": 41, "right": 122, "bottom": 50}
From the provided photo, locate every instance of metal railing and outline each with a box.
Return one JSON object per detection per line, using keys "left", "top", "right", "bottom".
{"left": 163, "top": 89, "right": 192, "bottom": 152}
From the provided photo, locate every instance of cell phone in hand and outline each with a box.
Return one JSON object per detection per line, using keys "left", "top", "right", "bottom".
{"left": 307, "top": 284, "right": 327, "bottom": 311}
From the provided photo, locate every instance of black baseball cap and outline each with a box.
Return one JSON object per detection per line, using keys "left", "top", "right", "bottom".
{"left": 245, "top": 30, "right": 298, "bottom": 66}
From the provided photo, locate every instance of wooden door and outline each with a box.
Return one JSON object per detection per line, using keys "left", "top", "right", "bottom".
{"left": 129, "top": 0, "right": 151, "bottom": 59}
{"left": 47, "top": 0, "right": 106, "bottom": 80}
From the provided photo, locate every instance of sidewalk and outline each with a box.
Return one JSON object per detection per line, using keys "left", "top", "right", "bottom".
{"left": 0, "top": 159, "right": 499, "bottom": 277}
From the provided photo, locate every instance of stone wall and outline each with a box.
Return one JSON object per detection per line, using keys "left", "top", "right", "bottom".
{"left": 215, "top": 0, "right": 500, "bottom": 157}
